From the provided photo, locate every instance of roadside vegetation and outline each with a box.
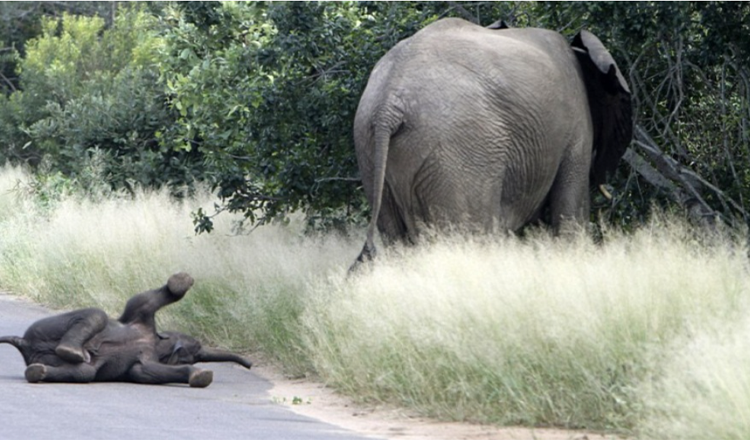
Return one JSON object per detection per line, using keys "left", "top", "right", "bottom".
{"left": 0, "top": 163, "right": 356, "bottom": 373}
{"left": 1, "top": 2, "right": 750, "bottom": 439}
{"left": 2, "top": 164, "right": 750, "bottom": 438}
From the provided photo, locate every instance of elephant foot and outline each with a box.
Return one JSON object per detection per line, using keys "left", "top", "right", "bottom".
{"left": 189, "top": 369, "right": 213, "bottom": 388}
{"left": 25, "top": 364, "right": 47, "bottom": 383}
{"left": 348, "top": 243, "right": 377, "bottom": 274}
{"left": 358, "top": 242, "right": 377, "bottom": 263}
{"left": 167, "top": 272, "right": 194, "bottom": 298}
{"left": 55, "top": 344, "right": 90, "bottom": 363}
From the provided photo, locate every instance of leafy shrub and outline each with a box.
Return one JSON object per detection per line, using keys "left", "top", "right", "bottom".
{"left": 2, "top": 1, "right": 750, "bottom": 231}
{"left": 0, "top": 6, "right": 202, "bottom": 195}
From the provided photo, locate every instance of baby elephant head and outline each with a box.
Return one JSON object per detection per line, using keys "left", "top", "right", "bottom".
{"left": 156, "top": 331, "right": 252, "bottom": 369}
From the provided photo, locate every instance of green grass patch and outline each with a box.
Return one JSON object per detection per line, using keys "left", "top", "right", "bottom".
{"left": 2, "top": 164, "right": 750, "bottom": 437}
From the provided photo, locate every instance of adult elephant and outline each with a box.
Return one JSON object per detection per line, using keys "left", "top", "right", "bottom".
{"left": 352, "top": 18, "right": 632, "bottom": 266}
{"left": 0, "top": 272, "right": 252, "bottom": 387}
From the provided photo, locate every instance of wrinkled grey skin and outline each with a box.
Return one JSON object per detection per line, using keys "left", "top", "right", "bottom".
{"left": 352, "top": 18, "right": 632, "bottom": 266}
{"left": 0, "top": 273, "right": 252, "bottom": 387}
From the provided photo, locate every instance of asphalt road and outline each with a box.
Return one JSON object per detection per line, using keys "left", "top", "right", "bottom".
{"left": 0, "top": 293, "right": 379, "bottom": 440}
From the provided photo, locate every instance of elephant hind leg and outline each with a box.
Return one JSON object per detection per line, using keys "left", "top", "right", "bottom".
{"left": 128, "top": 361, "right": 213, "bottom": 388}
{"left": 25, "top": 363, "right": 97, "bottom": 383}
{"left": 56, "top": 308, "right": 108, "bottom": 364}
{"left": 548, "top": 142, "right": 592, "bottom": 235}
{"left": 25, "top": 364, "right": 46, "bottom": 382}
{"left": 350, "top": 184, "right": 409, "bottom": 271}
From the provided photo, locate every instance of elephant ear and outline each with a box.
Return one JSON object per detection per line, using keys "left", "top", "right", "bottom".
{"left": 572, "top": 30, "right": 633, "bottom": 185}
{"left": 486, "top": 19, "right": 510, "bottom": 30}
{"left": 167, "top": 339, "right": 190, "bottom": 365}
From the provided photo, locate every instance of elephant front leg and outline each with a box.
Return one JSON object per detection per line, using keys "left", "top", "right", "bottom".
{"left": 128, "top": 361, "right": 213, "bottom": 388}
{"left": 25, "top": 363, "right": 97, "bottom": 384}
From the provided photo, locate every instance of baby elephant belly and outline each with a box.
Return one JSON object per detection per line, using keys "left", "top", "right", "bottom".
{"left": 89, "top": 335, "right": 155, "bottom": 381}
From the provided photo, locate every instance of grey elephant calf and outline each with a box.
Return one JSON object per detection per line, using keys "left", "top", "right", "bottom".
{"left": 0, "top": 272, "right": 252, "bottom": 387}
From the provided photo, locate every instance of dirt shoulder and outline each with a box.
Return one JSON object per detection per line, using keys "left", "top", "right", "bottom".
{"left": 254, "top": 364, "right": 620, "bottom": 440}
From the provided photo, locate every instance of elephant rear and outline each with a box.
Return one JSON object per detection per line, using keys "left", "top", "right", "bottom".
{"left": 355, "top": 19, "right": 586, "bottom": 235}
{"left": 352, "top": 18, "right": 631, "bottom": 268}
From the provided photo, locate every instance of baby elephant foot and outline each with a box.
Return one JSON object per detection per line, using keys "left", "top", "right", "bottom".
{"left": 189, "top": 369, "right": 213, "bottom": 388}
{"left": 167, "top": 272, "right": 194, "bottom": 298}
{"left": 55, "top": 344, "right": 91, "bottom": 363}
{"left": 25, "top": 364, "right": 47, "bottom": 383}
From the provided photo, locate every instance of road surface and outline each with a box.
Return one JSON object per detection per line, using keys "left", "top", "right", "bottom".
{"left": 0, "top": 293, "right": 380, "bottom": 440}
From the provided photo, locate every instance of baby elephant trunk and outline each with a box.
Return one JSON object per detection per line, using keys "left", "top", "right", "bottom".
{"left": 196, "top": 347, "right": 253, "bottom": 369}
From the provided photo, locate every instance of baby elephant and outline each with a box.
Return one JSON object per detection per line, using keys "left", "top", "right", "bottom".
{"left": 0, "top": 272, "right": 252, "bottom": 388}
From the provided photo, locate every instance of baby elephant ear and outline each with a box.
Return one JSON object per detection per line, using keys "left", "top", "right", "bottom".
{"left": 572, "top": 30, "right": 633, "bottom": 185}
{"left": 167, "top": 339, "right": 189, "bottom": 365}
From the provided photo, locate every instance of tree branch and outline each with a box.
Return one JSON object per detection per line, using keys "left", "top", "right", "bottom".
{"left": 624, "top": 125, "right": 750, "bottom": 228}
{"left": 445, "top": 2, "right": 479, "bottom": 24}
{"left": 0, "top": 71, "right": 17, "bottom": 93}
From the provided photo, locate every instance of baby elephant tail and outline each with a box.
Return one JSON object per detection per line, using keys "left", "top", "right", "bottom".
{"left": 0, "top": 335, "right": 28, "bottom": 357}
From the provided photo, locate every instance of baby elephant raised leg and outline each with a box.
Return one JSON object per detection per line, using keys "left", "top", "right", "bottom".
{"left": 128, "top": 361, "right": 213, "bottom": 388}
{"left": 55, "top": 308, "right": 108, "bottom": 363}
{"left": 25, "top": 363, "right": 97, "bottom": 384}
{"left": 118, "top": 273, "right": 194, "bottom": 328}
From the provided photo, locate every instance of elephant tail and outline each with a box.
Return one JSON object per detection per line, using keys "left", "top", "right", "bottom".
{"left": 0, "top": 335, "right": 28, "bottom": 357}
{"left": 354, "top": 108, "right": 403, "bottom": 268}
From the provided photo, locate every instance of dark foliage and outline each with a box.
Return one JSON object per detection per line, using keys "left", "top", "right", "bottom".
{"left": 1, "top": 2, "right": 748, "bottom": 231}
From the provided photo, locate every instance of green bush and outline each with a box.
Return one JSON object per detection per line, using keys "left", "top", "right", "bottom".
{"left": 0, "top": 6, "right": 202, "bottom": 195}
{"left": 2, "top": 2, "right": 750, "bottom": 230}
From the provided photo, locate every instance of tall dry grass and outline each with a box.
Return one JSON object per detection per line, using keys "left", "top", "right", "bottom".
{"left": 639, "top": 317, "right": 750, "bottom": 440}
{"left": 303, "top": 224, "right": 750, "bottom": 431}
{"left": 2, "top": 164, "right": 750, "bottom": 437}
